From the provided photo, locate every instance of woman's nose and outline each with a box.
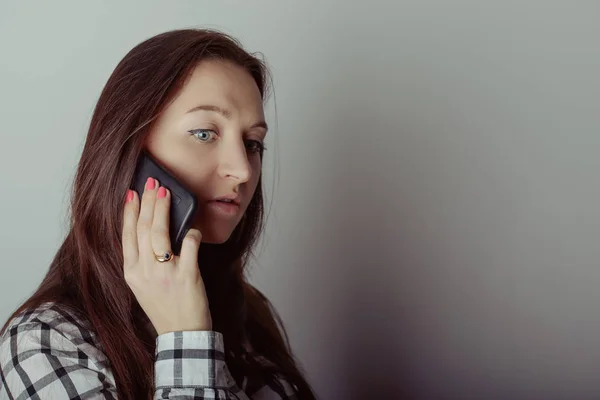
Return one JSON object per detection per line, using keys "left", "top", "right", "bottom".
{"left": 216, "top": 139, "right": 252, "bottom": 183}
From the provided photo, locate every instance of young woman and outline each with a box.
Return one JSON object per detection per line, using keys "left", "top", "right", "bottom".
{"left": 0, "top": 28, "right": 316, "bottom": 399}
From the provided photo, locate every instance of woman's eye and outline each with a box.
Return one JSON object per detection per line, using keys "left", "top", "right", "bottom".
{"left": 246, "top": 140, "right": 266, "bottom": 154}
{"left": 189, "top": 129, "right": 217, "bottom": 142}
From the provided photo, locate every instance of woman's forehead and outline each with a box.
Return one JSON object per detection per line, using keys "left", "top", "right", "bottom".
{"left": 175, "top": 60, "right": 264, "bottom": 114}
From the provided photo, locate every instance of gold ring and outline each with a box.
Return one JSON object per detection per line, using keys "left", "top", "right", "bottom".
{"left": 154, "top": 251, "right": 174, "bottom": 263}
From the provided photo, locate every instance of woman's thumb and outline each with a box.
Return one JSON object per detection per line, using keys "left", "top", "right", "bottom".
{"left": 179, "top": 228, "right": 202, "bottom": 268}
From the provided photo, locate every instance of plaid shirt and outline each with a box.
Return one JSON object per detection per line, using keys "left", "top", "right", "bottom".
{"left": 0, "top": 303, "right": 298, "bottom": 399}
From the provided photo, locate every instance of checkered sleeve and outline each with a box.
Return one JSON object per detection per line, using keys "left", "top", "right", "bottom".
{"left": 154, "top": 330, "right": 251, "bottom": 399}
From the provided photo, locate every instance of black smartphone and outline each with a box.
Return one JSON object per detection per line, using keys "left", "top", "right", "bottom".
{"left": 131, "top": 151, "right": 198, "bottom": 256}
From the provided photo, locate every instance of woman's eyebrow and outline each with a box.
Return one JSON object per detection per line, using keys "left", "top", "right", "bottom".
{"left": 186, "top": 104, "right": 268, "bottom": 132}
{"left": 186, "top": 104, "right": 231, "bottom": 118}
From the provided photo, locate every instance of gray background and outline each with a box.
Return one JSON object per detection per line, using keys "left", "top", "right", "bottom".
{"left": 1, "top": 1, "right": 599, "bottom": 399}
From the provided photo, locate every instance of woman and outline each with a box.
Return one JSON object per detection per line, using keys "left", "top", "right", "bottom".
{"left": 0, "top": 29, "right": 316, "bottom": 399}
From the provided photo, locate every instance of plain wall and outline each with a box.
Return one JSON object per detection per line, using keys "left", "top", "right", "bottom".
{"left": 1, "top": 1, "right": 599, "bottom": 399}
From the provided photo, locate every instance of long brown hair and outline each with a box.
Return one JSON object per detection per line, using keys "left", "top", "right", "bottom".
{"left": 1, "top": 29, "right": 315, "bottom": 399}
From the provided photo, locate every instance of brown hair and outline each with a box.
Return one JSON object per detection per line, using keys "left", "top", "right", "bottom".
{"left": 1, "top": 29, "right": 315, "bottom": 399}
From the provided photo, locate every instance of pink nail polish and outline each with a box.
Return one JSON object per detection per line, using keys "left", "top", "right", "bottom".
{"left": 146, "top": 177, "right": 155, "bottom": 190}
{"left": 126, "top": 190, "right": 134, "bottom": 203}
{"left": 157, "top": 187, "right": 167, "bottom": 199}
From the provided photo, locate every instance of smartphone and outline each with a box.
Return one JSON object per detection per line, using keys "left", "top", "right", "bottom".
{"left": 131, "top": 151, "right": 198, "bottom": 256}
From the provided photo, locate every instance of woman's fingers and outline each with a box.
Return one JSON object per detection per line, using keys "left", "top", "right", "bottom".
{"left": 122, "top": 189, "right": 139, "bottom": 268}
{"left": 151, "top": 186, "right": 173, "bottom": 262}
{"left": 137, "top": 177, "right": 159, "bottom": 265}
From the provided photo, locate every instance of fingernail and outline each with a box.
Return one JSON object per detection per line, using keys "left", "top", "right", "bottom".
{"left": 146, "top": 177, "right": 155, "bottom": 190}
{"left": 157, "top": 187, "right": 167, "bottom": 199}
{"left": 126, "top": 190, "right": 134, "bottom": 203}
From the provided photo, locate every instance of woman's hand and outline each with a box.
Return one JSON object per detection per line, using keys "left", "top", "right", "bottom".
{"left": 122, "top": 177, "right": 212, "bottom": 335}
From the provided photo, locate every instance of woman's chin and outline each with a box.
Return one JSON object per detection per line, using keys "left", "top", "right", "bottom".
{"left": 191, "top": 219, "right": 237, "bottom": 244}
{"left": 200, "top": 234, "right": 229, "bottom": 244}
{"left": 195, "top": 226, "right": 234, "bottom": 245}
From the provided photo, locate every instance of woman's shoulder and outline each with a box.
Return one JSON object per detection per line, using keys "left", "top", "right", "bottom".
{"left": 0, "top": 301, "right": 101, "bottom": 354}
{"left": 0, "top": 303, "right": 116, "bottom": 398}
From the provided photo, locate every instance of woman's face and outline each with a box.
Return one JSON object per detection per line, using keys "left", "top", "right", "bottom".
{"left": 144, "top": 60, "right": 267, "bottom": 244}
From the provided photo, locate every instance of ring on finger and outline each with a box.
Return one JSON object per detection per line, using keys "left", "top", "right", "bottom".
{"left": 154, "top": 250, "right": 174, "bottom": 263}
